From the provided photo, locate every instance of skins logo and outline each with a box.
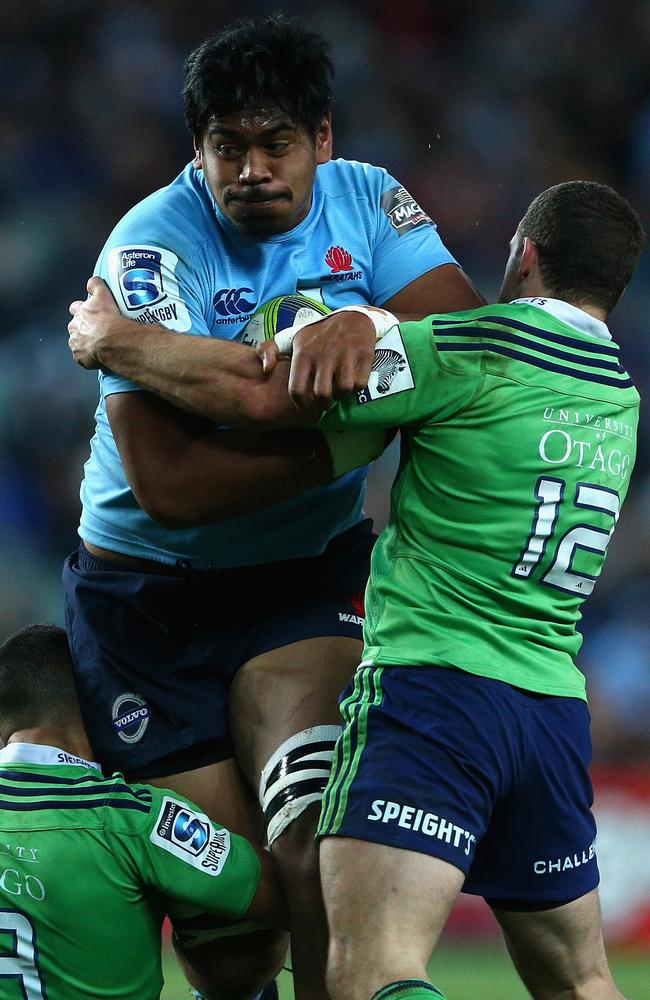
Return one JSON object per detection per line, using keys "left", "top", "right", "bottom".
{"left": 325, "top": 246, "right": 353, "bottom": 273}
{"left": 370, "top": 348, "right": 407, "bottom": 393}
{"left": 356, "top": 327, "right": 415, "bottom": 405}
{"left": 213, "top": 286, "right": 258, "bottom": 318}
{"left": 111, "top": 692, "right": 150, "bottom": 744}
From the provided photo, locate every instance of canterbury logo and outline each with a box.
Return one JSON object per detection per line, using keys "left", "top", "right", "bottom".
{"left": 325, "top": 246, "right": 353, "bottom": 272}
{"left": 371, "top": 348, "right": 407, "bottom": 393}
{"left": 213, "top": 287, "right": 258, "bottom": 317}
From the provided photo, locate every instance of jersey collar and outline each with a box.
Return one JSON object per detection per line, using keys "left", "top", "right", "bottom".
{"left": 0, "top": 743, "right": 102, "bottom": 772}
{"left": 510, "top": 297, "right": 612, "bottom": 342}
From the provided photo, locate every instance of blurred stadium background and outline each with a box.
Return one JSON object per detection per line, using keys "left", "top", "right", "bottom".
{"left": 1, "top": 0, "right": 649, "bottom": 994}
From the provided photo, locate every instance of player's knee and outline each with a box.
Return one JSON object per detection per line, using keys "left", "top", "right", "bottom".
{"left": 326, "top": 934, "right": 398, "bottom": 1000}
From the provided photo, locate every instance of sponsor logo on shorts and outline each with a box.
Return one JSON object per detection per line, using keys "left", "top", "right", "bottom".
{"left": 150, "top": 797, "right": 231, "bottom": 875}
{"left": 380, "top": 186, "right": 433, "bottom": 235}
{"left": 368, "top": 799, "right": 476, "bottom": 856}
{"left": 338, "top": 592, "right": 365, "bottom": 626}
{"left": 111, "top": 692, "right": 150, "bottom": 744}
{"left": 213, "top": 286, "right": 258, "bottom": 322}
{"left": 356, "top": 328, "right": 415, "bottom": 404}
{"left": 533, "top": 840, "right": 596, "bottom": 875}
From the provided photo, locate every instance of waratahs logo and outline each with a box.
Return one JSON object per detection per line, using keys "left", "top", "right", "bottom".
{"left": 350, "top": 592, "right": 366, "bottom": 618}
{"left": 213, "top": 286, "right": 258, "bottom": 322}
{"left": 325, "top": 245, "right": 353, "bottom": 273}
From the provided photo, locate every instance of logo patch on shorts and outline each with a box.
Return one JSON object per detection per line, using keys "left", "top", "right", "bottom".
{"left": 150, "top": 797, "right": 231, "bottom": 875}
{"left": 356, "top": 327, "right": 415, "bottom": 404}
{"left": 111, "top": 692, "right": 150, "bottom": 744}
{"left": 107, "top": 244, "right": 192, "bottom": 331}
{"left": 380, "top": 186, "right": 433, "bottom": 235}
{"left": 368, "top": 799, "right": 476, "bottom": 856}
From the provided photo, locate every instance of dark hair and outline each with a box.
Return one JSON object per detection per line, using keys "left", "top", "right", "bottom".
{"left": 183, "top": 11, "right": 334, "bottom": 138}
{"left": 519, "top": 181, "right": 645, "bottom": 314}
{"left": 0, "top": 625, "right": 79, "bottom": 737}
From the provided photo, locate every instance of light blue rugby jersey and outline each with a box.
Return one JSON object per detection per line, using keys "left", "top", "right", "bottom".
{"left": 80, "top": 158, "right": 458, "bottom": 567}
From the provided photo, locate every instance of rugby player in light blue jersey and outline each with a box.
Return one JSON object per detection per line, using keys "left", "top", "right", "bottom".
{"left": 64, "top": 13, "right": 482, "bottom": 999}
{"left": 70, "top": 182, "right": 645, "bottom": 1000}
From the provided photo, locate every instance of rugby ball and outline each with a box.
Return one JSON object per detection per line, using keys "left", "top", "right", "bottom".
{"left": 241, "top": 293, "right": 331, "bottom": 347}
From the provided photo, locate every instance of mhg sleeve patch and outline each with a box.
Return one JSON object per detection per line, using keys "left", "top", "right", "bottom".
{"left": 380, "top": 186, "right": 433, "bottom": 236}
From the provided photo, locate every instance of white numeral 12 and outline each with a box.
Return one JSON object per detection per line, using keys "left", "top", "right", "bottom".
{"left": 0, "top": 911, "right": 46, "bottom": 998}
{"left": 513, "top": 477, "right": 620, "bottom": 595}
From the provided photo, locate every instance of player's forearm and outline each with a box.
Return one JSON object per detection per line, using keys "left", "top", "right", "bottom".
{"left": 129, "top": 427, "right": 334, "bottom": 528}
{"left": 97, "top": 319, "right": 279, "bottom": 424}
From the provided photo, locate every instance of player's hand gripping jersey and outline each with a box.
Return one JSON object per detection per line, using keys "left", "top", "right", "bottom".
{"left": 81, "top": 159, "right": 457, "bottom": 567}
{"left": 318, "top": 298, "right": 639, "bottom": 697}
{"left": 0, "top": 744, "right": 262, "bottom": 1000}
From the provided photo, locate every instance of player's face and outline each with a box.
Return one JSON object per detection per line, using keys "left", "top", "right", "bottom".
{"left": 195, "top": 108, "right": 332, "bottom": 238}
{"left": 498, "top": 229, "right": 525, "bottom": 303}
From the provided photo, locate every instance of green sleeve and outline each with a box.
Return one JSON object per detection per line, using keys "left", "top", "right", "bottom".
{"left": 319, "top": 319, "right": 483, "bottom": 432}
{"left": 109, "top": 787, "right": 261, "bottom": 919}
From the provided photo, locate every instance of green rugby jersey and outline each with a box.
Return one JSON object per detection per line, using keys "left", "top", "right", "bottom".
{"left": 319, "top": 298, "right": 639, "bottom": 698}
{"left": 0, "top": 743, "right": 261, "bottom": 999}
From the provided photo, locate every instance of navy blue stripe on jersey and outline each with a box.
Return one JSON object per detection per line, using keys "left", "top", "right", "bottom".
{"left": 431, "top": 315, "right": 621, "bottom": 357}
{"left": 0, "top": 796, "right": 151, "bottom": 813}
{"left": 435, "top": 342, "right": 634, "bottom": 388}
{"left": 433, "top": 325, "right": 623, "bottom": 371}
{"left": 0, "top": 768, "right": 107, "bottom": 785}
{"left": 0, "top": 778, "right": 151, "bottom": 803}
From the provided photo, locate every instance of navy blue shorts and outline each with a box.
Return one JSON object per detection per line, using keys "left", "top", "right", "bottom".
{"left": 63, "top": 520, "right": 374, "bottom": 780}
{"left": 319, "top": 664, "right": 599, "bottom": 904}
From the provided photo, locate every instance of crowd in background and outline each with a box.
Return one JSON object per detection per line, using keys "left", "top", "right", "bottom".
{"left": 1, "top": 0, "right": 649, "bottom": 763}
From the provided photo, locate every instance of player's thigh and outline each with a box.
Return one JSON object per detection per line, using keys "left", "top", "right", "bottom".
{"left": 146, "top": 757, "right": 265, "bottom": 843}
{"left": 320, "top": 836, "right": 463, "bottom": 990}
{"left": 229, "top": 635, "right": 361, "bottom": 787}
{"left": 492, "top": 889, "right": 621, "bottom": 1000}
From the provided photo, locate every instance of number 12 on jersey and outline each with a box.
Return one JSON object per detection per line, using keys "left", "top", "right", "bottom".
{"left": 512, "top": 476, "right": 620, "bottom": 595}
{"left": 0, "top": 912, "right": 46, "bottom": 999}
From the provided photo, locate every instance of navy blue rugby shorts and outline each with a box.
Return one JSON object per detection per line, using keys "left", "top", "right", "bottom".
{"left": 63, "top": 520, "right": 374, "bottom": 780}
{"left": 319, "top": 664, "right": 599, "bottom": 904}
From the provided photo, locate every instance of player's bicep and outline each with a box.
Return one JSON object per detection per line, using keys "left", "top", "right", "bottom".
{"left": 106, "top": 391, "right": 209, "bottom": 517}
{"left": 382, "top": 264, "right": 484, "bottom": 316}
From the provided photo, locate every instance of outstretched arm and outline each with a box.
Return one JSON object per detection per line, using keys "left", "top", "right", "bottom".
{"left": 69, "top": 278, "right": 376, "bottom": 427}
